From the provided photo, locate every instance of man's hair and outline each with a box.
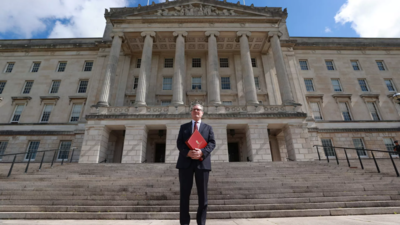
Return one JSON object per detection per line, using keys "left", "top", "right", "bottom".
{"left": 192, "top": 104, "right": 204, "bottom": 111}
{"left": 395, "top": 140, "right": 398, "bottom": 143}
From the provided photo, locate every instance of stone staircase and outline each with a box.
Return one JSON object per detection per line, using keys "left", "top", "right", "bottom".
{"left": 1, "top": 161, "right": 400, "bottom": 219}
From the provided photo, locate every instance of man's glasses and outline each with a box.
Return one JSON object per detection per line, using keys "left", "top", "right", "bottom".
{"left": 192, "top": 108, "right": 202, "bottom": 112}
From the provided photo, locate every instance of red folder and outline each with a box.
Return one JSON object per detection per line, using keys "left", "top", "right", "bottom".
{"left": 186, "top": 129, "right": 207, "bottom": 161}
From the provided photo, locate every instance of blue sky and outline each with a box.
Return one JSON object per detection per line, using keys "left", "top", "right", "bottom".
{"left": 0, "top": 0, "right": 398, "bottom": 40}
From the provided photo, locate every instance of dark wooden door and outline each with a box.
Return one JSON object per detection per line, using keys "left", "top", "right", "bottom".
{"left": 228, "top": 143, "right": 240, "bottom": 162}
{"left": 155, "top": 143, "right": 166, "bottom": 163}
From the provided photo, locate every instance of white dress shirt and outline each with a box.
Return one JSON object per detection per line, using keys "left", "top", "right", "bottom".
{"left": 191, "top": 119, "right": 201, "bottom": 133}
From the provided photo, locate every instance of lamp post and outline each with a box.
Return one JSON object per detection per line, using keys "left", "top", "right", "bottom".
{"left": 393, "top": 93, "right": 400, "bottom": 104}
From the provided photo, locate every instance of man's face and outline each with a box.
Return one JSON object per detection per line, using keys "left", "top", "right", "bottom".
{"left": 191, "top": 106, "right": 203, "bottom": 121}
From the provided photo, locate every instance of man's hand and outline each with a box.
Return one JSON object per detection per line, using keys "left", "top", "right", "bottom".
{"left": 187, "top": 148, "right": 203, "bottom": 160}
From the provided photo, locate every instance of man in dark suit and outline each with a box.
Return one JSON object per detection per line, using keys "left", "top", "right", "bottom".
{"left": 176, "top": 104, "right": 216, "bottom": 225}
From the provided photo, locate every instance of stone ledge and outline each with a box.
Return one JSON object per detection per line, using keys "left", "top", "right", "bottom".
{"left": 0, "top": 130, "right": 77, "bottom": 135}
{"left": 309, "top": 127, "right": 400, "bottom": 133}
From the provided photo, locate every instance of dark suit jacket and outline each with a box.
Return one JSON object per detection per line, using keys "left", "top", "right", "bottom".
{"left": 176, "top": 121, "right": 216, "bottom": 170}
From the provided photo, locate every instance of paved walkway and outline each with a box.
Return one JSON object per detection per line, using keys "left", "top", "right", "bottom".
{"left": 0, "top": 215, "right": 399, "bottom": 225}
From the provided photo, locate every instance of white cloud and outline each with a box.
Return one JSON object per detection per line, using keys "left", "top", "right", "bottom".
{"left": 335, "top": 0, "right": 400, "bottom": 37}
{"left": 0, "top": 0, "right": 129, "bottom": 39}
{"left": 325, "top": 27, "right": 332, "bottom": 33}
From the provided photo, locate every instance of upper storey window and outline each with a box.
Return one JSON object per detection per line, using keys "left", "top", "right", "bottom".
{"left": 251, "top": 58, "right": 257, "bottom": 67}
{"left": 376, "top": 61, "right": 386, "bottom": 71}
{"left": 299, "top": 60, "right": 308, "bottom": 70}
{"left": 22, "top": 81, "right": 34, "bottom": 94}
{"left": 192, "top": 58, "right": 201, "bottom": 68}
{"left": 325, "top": 60, "right": 335, "bottom": 71}
{"left": 351, "top": 61, "right": 361, "bottom": 71}
{"left": 221, "top": 77, "right": 231, "bottom": 90}
{"left": 4, "top": 62, "right": 15, "bottom": 73}
{"left": 57, "top": 62, "right": 67, "bottom": 72}
{"left": 0, "top": 81, "right": 6, "bottom": 94}
{"left": 83, "top": 61, "right": 93, "bottom": 72}
{"left": 164, "top": 58, "right": 173, "bottom": 68}
{"left": 31, "top": 62, "right": 41, "bottom": 73}
{"left": 163, "top": 77, "right": 172, "bottom": 90}
{"left": 304, "top": 79, "right": 315, "bottom": 92}
{"left": 136, "top": 59, "right": 141, "bottom": 68}
{"left": 220, "top": 58, "right": 229, "bottom": 68}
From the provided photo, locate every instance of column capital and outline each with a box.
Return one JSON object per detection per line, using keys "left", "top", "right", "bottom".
{"left": 268, "top": 31, "right": 283, "bottom": 41}
{"left": 141, "top": 31, "right": 156, "bottom": 39}
{"left": 205, "top": 31, "right": 220, "bottom": 37}
{"left": 111, "top": 32, "right": 125, "bottom": 42}
{"left": 173, "top": 31, "right": 188, "bottom": 37}
{"left": 237, "top": 31, "right": 252, "bottom": 38}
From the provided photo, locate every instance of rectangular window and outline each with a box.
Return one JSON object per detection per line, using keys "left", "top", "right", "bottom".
{"left": 4, "top": 62, "right": 15, "bottom": 73}
{"left": 358, "top": 79, "right": 369, "bottom": 92}
{"left": 310, "top": 102, "right": 323, "bottom": 120}
{"left": 57, "top": 141, "right": 72, "bottom": 160}
{"left": 220, "top": 58, "right": 229, "bottom": 68}
{"left": 136, "top": 59, "right": 141, "bottom": 68}
{"left": 351, "top": 61, "right": 360, "bottom": 71}
{"left": 251, "top": 58, "right": 257, "bottom": 67}
{"left": 192, "top": 58, "right": 201, "bottom": 68}
{"left": 339, "top": 102, "right": 352, "bottom": 121}
{"left": 376, "top": 61, "right": 386, "bottom": 71}
{"left": 57, "top": 62, "right": 67, "bottom": 72}
{"left": 164, "top": 58, "right": 173, "bottom": 68}
{"left": 254, "top": 77, "right": 260, "bottom": 90}
{"left": 31, "top": 62, "right": 41, "bottom": 73}
{"left": 77, "top": 80, "right": 88, "bottom": 93}
{"left": 222, "top": 101, "right": 232, "bottom": 106}
{"left": 161, "top": 100, "right": 171, "bottom": 106}
{"left": 353, "top": 138, "right": 367, "bottom": 157}
{"left": 331, "top": 79, "right": 342, "bottom": 92}
{"left": 385, "top": 79, "right": 396, "bottom": 92}
{"left": 162, "top": 77, "right": 172, "bottom": 90}
{"left": 40, "top": 104, "right": 53, "bottom": 123}
{"left": 221, "top": 77, "right": 231, "bottom": 90}
{"left": 11, "top": 105, "right": 24, "bottom": 122}
{"left": 321, "top": 139, "right": 335, "bottom": 157}
{"left": 325, "top": 60, "right": 335, "bottom": 71}
{"left": 49, "top": 80, "right": 61, "bottom": 94}
{"left": 192, "top": 77, "right": 202, "bottom": 90}
{"left": 304, "top": 79, "right": 315, "bottom": 92}
{"left": 70, "top": 104, "right": 82, "bottom": 122}
{"left": 83, "top": 61, "right": 93, "bottom": 72}
{"left": 383, "top": 138, "right": 396, "bottom": 156}
{"left": 366, "top": 102, "right": 381, "bottom": 121}
{"left": 299, "top": 60, "right": 308, "bottom": 70}
{"left": 0, "top": 141, "right": 8, "bottom": 160}
{"left": 22, "top": 81, "right": 33, "bottom": 94}
{"left": 133, "top": 77, "right": 139, "bottom": 90}
{"left": 25, "top": 141, "right": 40, "bottom": 160}
{"left": 0, "top": 81, "right": 6, "bottom": 94}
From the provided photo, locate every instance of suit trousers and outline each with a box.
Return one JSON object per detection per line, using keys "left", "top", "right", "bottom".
{"left": 179, "top": 160, "right": 210, "bottom": 225}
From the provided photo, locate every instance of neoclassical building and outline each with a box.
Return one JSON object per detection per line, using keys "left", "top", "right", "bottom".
{"left": 1, "top": 0, "right": 400, "bottom": 164}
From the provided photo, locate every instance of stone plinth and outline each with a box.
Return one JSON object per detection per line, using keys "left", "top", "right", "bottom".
{"left": 211, "top": 124, "right": 229, "bottom": 162}
{"left": 283, "top": 123, "right": 315, "bottom": 161}
{"left": 165, "top": 124, "right": 181, "bottom": 163}
{"left": 121, "top": 125, "right": 148, "bottom": 163}
{"left": 246, "top": 124, "right": 271, "bottom": 162}
{"left": 79, "top": 125, "right": 111, "bottom": 163}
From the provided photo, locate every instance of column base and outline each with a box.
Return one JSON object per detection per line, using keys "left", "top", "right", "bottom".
{"left": 283, "top": 101, "right": 302, "bottom": 107}
{"left": 134, "top": 102, "right": 147, "bottom": 107}
{"left": 95, "top": 101, "right": 109, "bottom": 107}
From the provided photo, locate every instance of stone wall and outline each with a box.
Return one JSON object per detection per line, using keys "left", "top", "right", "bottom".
{"left": 283, "top": 124, "right": 315, "bottom": 161}
{"left": 245, "top": 124, "right": 271, "bottom": 162}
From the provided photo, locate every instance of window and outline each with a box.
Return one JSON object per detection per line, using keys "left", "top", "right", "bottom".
{"left": 221, "top": 77, "right": 231, "bottom": 90}
{"left": 4, "top": 62, "right": 14, "bottom": 73}
{"left": 57, "top": 62, "right": 67, "bottom": 72}
{"left": 353, "top": 138, "right": 367, "bottom": 157}
{"left": 77, "top": 80, "right": 88, "bottom": 93}
{"left": 40, "top": 104, "right": 53, "bottom": 123}
{"left": 220, "top": 58, "right": 229, "bottom": 68}
{"left": 164, "top": 58, "right": 173, "bottom": 68}
{"left": 22, "top": 81, "right": 33, "bottom": 94}
{"left": 83, "top": 61, "right": 93, "bottom": 72}
{"left": 254, "top": 77, "right": 260, "bottom": 90}
{"left": 25, "top": 141, "right": 40, "bottom": 161}
{"left": 0, "top": 141, "right": 8, "bottom": 160}
{"left": 133, "top": 77, "right": 139, "bottom": 90}
{"left": 11, "top": 105, "right": 24, "bottom": 122}
{"left": 339, "top": 102, "right": 352, "bottom": 121}
{"left": 0, "top": 81, "right": 6, "bottom": 94}
{"left": 351, "top": 61, "right": 360, "bottom": 71}
{"left": 325, "top": 60, "right": 335, "bottom": 71}
{"left": 376, "top": 61, "right": 386, "bottom": 71}
{"left": 299, "top": 60, "right": 308, "bottom": 70}
{"left": 251, "top": 58, "right": 257, "bottom": 67}
{"left": 192, "top": 77, "right": 201, "bottom": 90}
{"left": 358, "top": 79, "right": 369, "bottom": 92}
{"left": 161, "top": 100, "right": 171, "bottom": 106}
{"left": 136, "top": 59, "right": 141, "bottom": 68}
{"left": 304, "top": 79, "right": 314, "bottom": 92}
{"left": 57, "top": 141, "right": 72, "bottom": 160}
{"left": 310, "top": 102, "right": 323, "bottom": 120}
{"left": 163, "top": 77, "right": 172, "bottom": 90}
{"left": 331, "top": 79, "right": 342, "bottom": 92}
{"left": 192, "top": 58, "right": 201, "bottom": 68}
{"left": 222, "top": 101, "right": 232, "bottom": 106}
{"left": 70, "top": 104, "right": 82, "bottom": 122}
{"left": 366, "top": 102, "right": 381, "bottom": 121}
{"left": 385, "top": 79, "right": 396, "bottom": 92}
{"left": 31, "top": 62, "right": 41, "bottom": 73}
{"left": 49, "top": 81, "right": 61, "bottom": 94}
{"left": 383, "top": 138, "right": 396, "bottom": 156}
{"left": 321, "top": 139, "right": 335, "bottom": 157}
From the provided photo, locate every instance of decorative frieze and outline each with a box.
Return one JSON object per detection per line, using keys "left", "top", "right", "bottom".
{"left": 155, "top": 4, "right": 236, "bottom": 16}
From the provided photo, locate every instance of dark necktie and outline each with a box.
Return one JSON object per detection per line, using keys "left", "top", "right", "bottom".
{"left": 194, "top": 122, "right": 198, "bottom": 132}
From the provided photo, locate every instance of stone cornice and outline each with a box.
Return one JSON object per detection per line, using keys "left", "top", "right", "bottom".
{"left": 287, "top": 37, "right": 400, "bottom": 50}
{"left": 309, "top": 127, "right": 400, "bottom": 133}
{"left": 86, "top": 112, "right": 307, "bottom": 120}
{"left": 0, "top": 130, "right": 78, "bottom": 135}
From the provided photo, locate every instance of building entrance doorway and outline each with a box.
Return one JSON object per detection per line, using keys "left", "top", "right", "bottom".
{"left": 228, "top": 143, "right": 240, "bottom": 162}
{"left": 155, "top": 143, "right": 166, "bottom": 163}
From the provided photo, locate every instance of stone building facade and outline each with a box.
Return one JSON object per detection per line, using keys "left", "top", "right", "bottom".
{"left": 0, "top": 0, "right": 400, "bottom": 164}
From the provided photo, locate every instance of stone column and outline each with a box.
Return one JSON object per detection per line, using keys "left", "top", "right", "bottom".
{"left": 121, "top": 125, "right": 148, "bottom": 163}
{"left": 165, "top": 124, "right": 181, "bottom": 163}
{"left": 172, "top": 31, "right": 188, "bottom": 106}
{"left": 205, "top": 31, "right": 222, "bottom": 106}
{"left": 211, "top": 124, "right": 229, "bottom": 162}
{"left": 102, "top": 18, "right": 113, "bottom": 41}
{"left": 245, "top": 124, "right": 271, "bottom": 162}
{"left": 135, "top": 31, "right": 156, "bottom": 107}
{"left": 283, "top": 123, "right": 315, "bottom": 161}
{"left": 96, "top": 33, "right": 123, "bottom": 107}
{"left": 237, "top": 31, "right": 259, "bottom": 105}
{"left": 79, "top": 125, "right": 111, "bottom": 163}
{"left": 269, "top": 31, "right": 296, "bottom": 105}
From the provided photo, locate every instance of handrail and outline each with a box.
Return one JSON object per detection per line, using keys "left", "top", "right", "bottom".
{"left": 0, "top": 148, "right": 76, "bottom": 177}
{"left": 313, "top": 145, "right": 399, "bottom": 177}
